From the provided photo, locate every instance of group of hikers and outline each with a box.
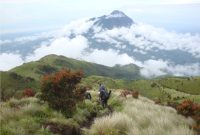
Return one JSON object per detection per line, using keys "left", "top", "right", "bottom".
{"left": 85, "top": 83, "right": 111, "bottom": 108}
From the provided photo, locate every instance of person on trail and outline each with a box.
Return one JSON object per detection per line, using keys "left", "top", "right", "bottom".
{"left": 99, "top": 83, "right": 106, "bottom": 93}
{"left": 98, "top": 83, "right": 111, "bottom": 107}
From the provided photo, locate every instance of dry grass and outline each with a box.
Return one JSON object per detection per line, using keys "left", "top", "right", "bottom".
{"left": 86, "top": 96, "right": 196, "bottom": 135}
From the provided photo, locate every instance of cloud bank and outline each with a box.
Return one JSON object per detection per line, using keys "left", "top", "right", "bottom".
{"left": 140, "top": 59, "right": 200, "bottom": 78}
{"left": 94, "top": 23, "right": 200, "bottom": 58}
{"left": 1, "top": 18, "right": 200, "bottom": 78}
{"left": 0, "top": 53, "right": 24, "bottom": 71}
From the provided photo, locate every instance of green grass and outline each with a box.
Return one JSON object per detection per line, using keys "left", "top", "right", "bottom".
{"left": 4, "top": 54, "right": 199, "bottom": 104}
{"left": 0, "top": 97, "right": 72, "bottom": 135}
{"left": 10, "top": 54, "right": 141, "bottom": 81}
{"left": 86, "top": 95, "right": 196, "bottom": 135}
{"left": 158, "top": 77, "right": 200, "bottom": 95}
{"left": 83, "top": 76, "right": 200, "bottom": 103}
{"left": 0, "top": 86, "right": 198, "bottom": 135}
{"left": 0, "top": 88, "right": 123, "bottom": 135}
{"left": 0, "top": 71, "right": 39, "bottom": 100}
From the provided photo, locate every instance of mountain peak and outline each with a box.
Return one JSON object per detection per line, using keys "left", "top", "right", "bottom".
{"left": 92, "top": 10, "right": 134, "bottom": 29}
{"left": 110, "top": 10, "right": 126, "bottom": 16}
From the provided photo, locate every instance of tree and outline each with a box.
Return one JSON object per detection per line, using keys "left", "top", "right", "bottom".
{"left": 40, "top": 69, "right": 86, "bottom": 117}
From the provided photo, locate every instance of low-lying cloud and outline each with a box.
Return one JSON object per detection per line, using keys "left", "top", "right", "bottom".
{"left": 1, "top": 18, "right": 200, "bottom": 78}
{"left": 84, "top": 49, "right": 136, "bottom": 66}
{"left": 26, "top": 35, "right": 88, "bottom": 62}
{"left": 94, "top": 23, "right": 200, "bottom": 58}
{"left": 140, "top": 59, "right": 200, "bottom": 78}
{"left": 0, "top": 53, "right": 24, "bottom": 71}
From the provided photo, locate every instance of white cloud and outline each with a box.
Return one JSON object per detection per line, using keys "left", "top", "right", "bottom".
{"left": 0, "top": 53, "right": 24, "bottom": 71}
{"left": 140, "top": 59, "right": 168, "bottom": 77}
{"left": 93, "top": 23, "right": 200, "bottom": 58}
{"left": 61, "top": 18, "right": 94, "bottom": 37}
{"left": 140, "top": 59, "right": 200, "bottom": 78}
{"left": 83, "top": 49, "right": 135, "bottom": 66}
{"left": 26, "top": 35, "right": 88, "bottom": 62}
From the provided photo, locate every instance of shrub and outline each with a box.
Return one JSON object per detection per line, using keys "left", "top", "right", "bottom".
{"left": 40, "top": 69, "right": 86, "bottom": 117}
{"left": 176, "top": 100, "right": 200, "bottom": 132}
{"left": 23, "top": 88, "right": 35, "bottom": 97}
{"left": 132, "top": 91, "right": 139, "bottom": 99}
{"left": 177, "top": 100, "right": 195, "bottom": 117}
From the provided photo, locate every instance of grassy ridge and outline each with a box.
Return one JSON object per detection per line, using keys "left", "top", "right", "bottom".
{"left": 1, "top": 54, "right": 199, "bottom": 103}
{"left": 158, "top": 77, "right": 200, "bottom": 95}
{"left": 10, "top": 54, "right": 141, "bottom": 81}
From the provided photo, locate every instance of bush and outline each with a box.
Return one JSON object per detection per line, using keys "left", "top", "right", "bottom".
{"left": 40, "top": 69, "right": 86, "bottom": 117}
{"left": 176, "top": 100, "right": 200, "bottom": 132}
{"left": 132, "top": 91, "right": 139, "bottom": 99}
{"left": 177, "top": 100, "right": 196, "bottom": 117}
{"left": 23, "top": 88, "right": 35, "bottom": 97}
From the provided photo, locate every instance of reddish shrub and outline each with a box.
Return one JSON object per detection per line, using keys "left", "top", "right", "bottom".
{"left": 177, "top": 100, "right": 195, "bottom": 117}
{"left": 23, "top": 88, "right": 35, "bottom": 97}
{"left": 176, "top": 100, "right": 200, "bottom": 132}
{"left": 40, "top": 69, "right": 86, "bottom": 117}
{"left": 132, "top": 91, "right": 139, "bottom": 99}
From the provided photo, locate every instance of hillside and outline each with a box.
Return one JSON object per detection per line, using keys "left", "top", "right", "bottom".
{"left": 82, "top": 75, "right": 200, "bottom": 103}
{"left": 0, "top": 71, "right": 39, "bottom": 100}
{"left": 10, "top": 54, "right": 141, "bottom": 80}
{"left": 0, "top": 90, "right": 196, "bottom": 135}
{"left": 86, "top": 94, "right": 195, "bottom": 135}
{"left": 157, "top": 77, "right": 200, "bottom": 95}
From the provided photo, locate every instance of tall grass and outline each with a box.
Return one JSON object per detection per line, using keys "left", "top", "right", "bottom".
{"left": 86, "top": 96, "right": 196, "bottom": 135}
{"left": 0, "top": 97, "right": 74, "bottom": 135}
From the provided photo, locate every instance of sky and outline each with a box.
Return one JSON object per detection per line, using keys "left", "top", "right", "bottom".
{"left": 1, "top": 0, "right": 200, "bottom": 34}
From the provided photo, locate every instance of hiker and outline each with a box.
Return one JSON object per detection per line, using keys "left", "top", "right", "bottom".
{"left": 98, "top": 83, "right": 111, "bottom": 108}
{"left": 99, "top": 83, "right": 106, "bottom": 93}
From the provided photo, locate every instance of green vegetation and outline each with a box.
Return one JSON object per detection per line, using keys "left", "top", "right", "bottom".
{"left": 2, "top": 55, "right": 199, "bottom": 103}
{"left": 40, "top": 69, "right": 86, "bottom": 117}
{"left": 1, "top": 54, "right": 200, "bottom": 135}
{"left": 158, "top": 77, "right": 200, "bottom": 95}
{"left": 0, "top": 71, "right": 39, "bottom": 101}
{"left": 0, "top": 90, "right": 123, "bottom": 135}
{"left": 86, "top": 95, "right": 195, "bottom": 135}
{"left": 10, "top": 54, "right": 141, "bottom": 81}
{"left": 0, "top": 97, "right": 78, "bottom": 135}
{"left": 83, "top": 76, "right": 200, "bottom": 103}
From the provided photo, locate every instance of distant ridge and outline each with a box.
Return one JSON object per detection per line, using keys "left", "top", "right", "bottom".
{"left": 10, "top": 54, "right": 141, "bottom": 80}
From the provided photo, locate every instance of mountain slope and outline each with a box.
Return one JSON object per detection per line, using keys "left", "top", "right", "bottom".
{"left": 10, "top": 54, "right": 141, "bottom": 80}
{"left": 0, "top": 71, "right": 39, "bottom": 100}
{"left": 87, "top": 95, "right": 195, "bottom": 135}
